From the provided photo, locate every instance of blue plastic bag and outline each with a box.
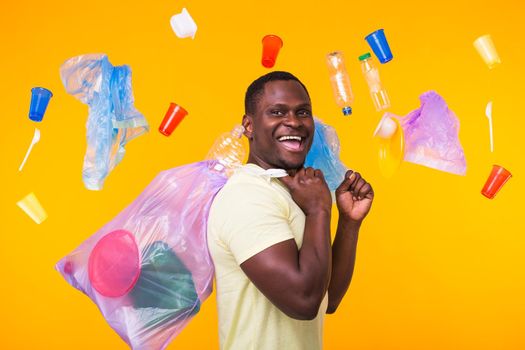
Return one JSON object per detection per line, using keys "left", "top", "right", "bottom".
{"left": 305, "top": 118, "right": 348, "bottom": 191}
{"left": 60, "top": 54, "right": 149, "bottom": 190}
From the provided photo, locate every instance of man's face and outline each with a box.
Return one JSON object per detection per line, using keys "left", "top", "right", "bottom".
{"left": 243, "top": 80, "right": 314, "bottom": 170}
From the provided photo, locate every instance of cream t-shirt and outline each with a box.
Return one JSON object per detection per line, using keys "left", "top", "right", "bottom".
{"left": 207, "top": 163, "right": 328, "bottom": 350}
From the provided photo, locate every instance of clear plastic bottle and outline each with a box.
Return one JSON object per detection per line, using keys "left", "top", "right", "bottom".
{"left": 359, "top": 52, "right": 390, "bottom": 111}
{"left": 206, "top": 125, "right": 246, "bottom": 176}
{"left": 326, "top": 51, "right": 354, "bottom": 116}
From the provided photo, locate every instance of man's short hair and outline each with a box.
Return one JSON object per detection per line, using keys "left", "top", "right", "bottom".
{"left": 244, "top": 71, "right": 310, "bottom": 116}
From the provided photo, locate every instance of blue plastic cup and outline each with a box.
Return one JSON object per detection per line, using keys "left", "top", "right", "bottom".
{"left": 29, "top": 87, "right": 53, "bottom": 122}
{"left": 365, "top": 29, "right": 393, "bottom": 64}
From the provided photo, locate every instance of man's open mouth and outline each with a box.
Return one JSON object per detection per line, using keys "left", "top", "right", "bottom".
{"left": 277, "top": 135, "right": 306, "bottom": 152}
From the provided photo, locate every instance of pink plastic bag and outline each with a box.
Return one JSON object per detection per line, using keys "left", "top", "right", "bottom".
{"left": 56, "top": 161, "right": 227, "bottom": 350}
{"left": 397, "top": 91, "right": 467, "bottom": 175}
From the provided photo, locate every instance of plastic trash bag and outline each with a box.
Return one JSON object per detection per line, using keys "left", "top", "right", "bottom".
{"left": 305, "top": 117, "right": 348, "bottom": 191}
{"left": 60, "top": 53, "right": 149, "bottom": 190}
{"left": 396, "top": 91, "right": 466, "bottom": 175}
{"left": 56, "top": 161, "right": 228, "bottom": 350}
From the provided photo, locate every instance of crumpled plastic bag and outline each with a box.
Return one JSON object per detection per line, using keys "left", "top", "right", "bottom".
{"left": 397, "top": 91, "right": 467, "bottom": 175}
{"left": 305, "top": 117, "right": 348, "bottom": 191}
{"left": 56, "top": 161, "right": 228, "bottom": 350}
{"left": 60, "top": 53, "right": 149, "bottom": 190}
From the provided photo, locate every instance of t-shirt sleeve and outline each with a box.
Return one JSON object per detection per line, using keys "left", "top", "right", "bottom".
{"left": 216, "top": 182, "right": 295, "bottom": 265}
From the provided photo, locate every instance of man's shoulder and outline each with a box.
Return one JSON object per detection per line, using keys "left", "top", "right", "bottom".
{"left": 211, "top": 167, "right": 289, "bottom": 214}
{"left": 216, "top": 172, "right": 275, "bottom": 203}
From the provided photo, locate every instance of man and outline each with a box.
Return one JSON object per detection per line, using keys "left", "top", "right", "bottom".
{"left": 207, "top": 71, "right": 374, "bottom": 349}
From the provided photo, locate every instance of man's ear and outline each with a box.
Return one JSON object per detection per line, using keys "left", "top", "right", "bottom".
{"left": 242, "top": 114, "right": 254, "bottom": 139}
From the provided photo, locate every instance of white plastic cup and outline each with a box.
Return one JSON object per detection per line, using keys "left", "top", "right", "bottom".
{"left": 373, "top": 114, "right": 398, "bottom": 139}
{"left": 170, "top": 8, "right": 197, "bottom": 39}
{"left": 473, "top": 35, "right": 501, "bottom": 69}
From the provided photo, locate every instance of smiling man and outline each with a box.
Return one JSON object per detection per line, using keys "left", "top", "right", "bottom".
{"left": 207, "top": 71, "right": 374, "bottom": 350}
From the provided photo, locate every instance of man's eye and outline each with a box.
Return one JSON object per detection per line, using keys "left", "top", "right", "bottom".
{"left": 271, "top": 110, "right": 284, "bottom": 116}
{"left": 297, "top": 110, "right": 312, "bottom": 117}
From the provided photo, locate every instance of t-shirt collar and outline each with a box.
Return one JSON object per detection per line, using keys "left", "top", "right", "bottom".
{"left": 239, "top": 163, "right": 288, "bottom": 182}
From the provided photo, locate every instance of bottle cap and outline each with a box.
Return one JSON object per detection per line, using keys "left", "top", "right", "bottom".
{"left": 358, "top": 53, "right": 372, "bottom": 61}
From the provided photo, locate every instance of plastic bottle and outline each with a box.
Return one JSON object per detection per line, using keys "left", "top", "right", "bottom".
{"left": 359, "top": 52, "right": 390, "bottom": 111}
{"left": 206, "top": 125, "right": 246, "bottom": 176}
{"left": 326, "top": 51, "right": 354, "bottom": 116}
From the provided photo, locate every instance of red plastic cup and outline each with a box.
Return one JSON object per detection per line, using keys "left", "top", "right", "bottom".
{"left": 261, "top": 35, "right": 283, "bottom": 68}
{"left": 158, "top": 102, "right": 188, "bottom": 136}
{"left": 481, "top": 165, "right": 512, "bottom": 199}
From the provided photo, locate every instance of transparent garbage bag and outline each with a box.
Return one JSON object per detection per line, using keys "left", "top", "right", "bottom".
{"left": 56, "top": 161, "right": 228, "bottom": 349}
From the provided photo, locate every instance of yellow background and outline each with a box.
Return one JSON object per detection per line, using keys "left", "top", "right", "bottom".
{"left": 1, "top": 0, "right": 524, "bottom": 349}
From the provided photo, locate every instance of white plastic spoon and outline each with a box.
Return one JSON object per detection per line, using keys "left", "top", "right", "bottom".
{"left": 485, "top": 101, "right": 494, "bottom": 152}
{"left": 19, "top": 128, "right": 40, "bottom": 172}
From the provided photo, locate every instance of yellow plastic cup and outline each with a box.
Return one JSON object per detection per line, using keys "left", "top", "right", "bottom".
{"left": 473, "top": 35, "right": 501, "bottom": 69}
{"left": 17, "top": 192, "right": 48, "bottom": 224}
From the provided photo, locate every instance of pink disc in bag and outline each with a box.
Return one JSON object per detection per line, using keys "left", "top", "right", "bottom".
{"left": 88, "top": 229, "right": 141, "bottom": 297}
